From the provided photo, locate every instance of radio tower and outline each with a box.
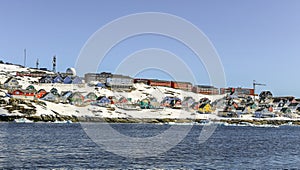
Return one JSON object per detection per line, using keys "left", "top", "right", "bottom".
{"left": 36, "top": 58, "right": 39, "bottom": 69}
{"left": 52, "top": 55, "right": 56, "bottom": 73}
{"left": 24, "top": 49, "right": 26, "bottom": 67}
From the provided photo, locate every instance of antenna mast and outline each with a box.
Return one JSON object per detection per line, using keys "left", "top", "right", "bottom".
{"left": 24, "top": 49, "right": 26, "bottom": 67}
{"left": 52, "top": 55, "right": 56, "bottom": 73}
{"left": 36, "top": 58, "right": 39, "bottom": 69}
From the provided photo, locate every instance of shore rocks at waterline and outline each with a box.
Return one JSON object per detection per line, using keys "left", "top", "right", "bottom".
{"left": 1, "top": 113, "right": 300, "bottom": 126}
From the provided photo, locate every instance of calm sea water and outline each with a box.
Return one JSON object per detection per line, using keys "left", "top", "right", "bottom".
{"left": 0, "top": 122, "right": 300, "bottom": 169}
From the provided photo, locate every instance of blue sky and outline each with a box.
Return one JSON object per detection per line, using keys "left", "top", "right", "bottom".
{"left": 1, "top": 0, "right": 300, "bottom": 97}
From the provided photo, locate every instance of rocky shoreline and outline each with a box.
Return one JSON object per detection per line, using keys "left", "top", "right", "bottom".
{"left": 1, "top": 115, "right": 300, "bottom": 126}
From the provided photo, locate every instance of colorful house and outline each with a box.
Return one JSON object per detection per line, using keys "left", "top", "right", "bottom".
{"left": 10, "top": 89, "right": 35, "bottom": 99}
{"left": 72, "top": 76, "right": 83, "bottom": 84}
{"left": 68, "top": 92, "right": 84, "bottom": 106}
{"left": 35, "top": 89, "right": 47, "bottom": 99}
{"left": 140, "top": 97, "right": 160, "bottom": 109}
{"left": 39, "top": 76, "right": 53, "bottom": 83}
{"left": 191, "top": 102, "right": 200, "bottom": 111}
{"left": 50, "top": 88, "right": 59, "bottom": 95}
{"left": 108, "top": 96, "right": 117, "bottom": 104}
{"left": 255, "top": 108, "right": 276, "bottom": 118}
{"left": 85, "top": 92, "right": 97, "bottom": 102}
{"left": 198, "top": 103, "right": 212, "bottom": 114}
{"left": 117, "top": 96, "right": 131, "bottom": 104}
{"left": 288, "top": 103, "right": 300, "bottom": 113}
{"left": 26, "top": 85, "right": 36, "bottom": 92}
{"left": 3, "top": 77, "right": 21, "bottom": 89}
{"left": 41, "top": 92, "right": 60, "bottom": 103}
{"left": 23, "top": 90, "right": 35, "bottom": 98}
{"left": 11, "top": 89, "right": 24, "bottom": 96}
{"left": 281, "top": 107, "right": 292, "bottom": 114}
{"left": 63, "top": 76, "right": 73, "bottom": 84}
{"left": 182, "top": 97, "right": 195, "bottom": 108}
{"left": 94, "top": 96, "right": 111, "bottom": 107}
{"left": 161, "top": 96, "right": 182, "bottom": 109}
{"left": 60, "top": 91, "right": 73, "bottom": 103}
{"left": 96, "top": 82, "right": 105, "bottom": 88}
{"left": 52, "top": 75, "right": 64, "bottom": 83}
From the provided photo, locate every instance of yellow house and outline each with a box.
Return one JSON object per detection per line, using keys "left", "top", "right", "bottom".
{"left": 198, "top": 103, "right": 212, "bottom": 113}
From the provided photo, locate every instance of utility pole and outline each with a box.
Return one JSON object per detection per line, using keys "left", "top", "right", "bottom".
{"left": 253, "top": 80, "right": 266, "bottom": 101}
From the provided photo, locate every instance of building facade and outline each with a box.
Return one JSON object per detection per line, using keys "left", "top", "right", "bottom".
{"left": 84, "top": 72, "right": 112, "bottom": 83}
{"left": 192, "top": 85, "right": 219, "bottom": 95}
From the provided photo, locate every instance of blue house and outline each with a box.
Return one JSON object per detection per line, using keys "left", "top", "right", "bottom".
{"left": 63, "top": 76, "right": 73, "bottom": 84}
{"left": 52, "top": 75, "right": 64, "bottom": 83}
{"left": 72, "top": 76, "right": 83, "bottom": 84}
{"left": 39, "top": 76, "right": 53, "bottom": 83}
{"left": 61, "top": 91, "right": 73, "bottom": 103}
{"left": 41, "top": 92, "right": 60, "bottom": 103}
{"left": 94, "top": 96, "right": 111, "bottom": 107}
{"left": 96, "top": 82, "right": 105, "bottom": 88}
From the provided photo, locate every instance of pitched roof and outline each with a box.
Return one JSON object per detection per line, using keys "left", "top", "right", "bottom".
{"left": 199, "top": 103, "right": 209, "bottom": 108}
{"left": 288, "top": 103, "right": 299, "bottom": 107}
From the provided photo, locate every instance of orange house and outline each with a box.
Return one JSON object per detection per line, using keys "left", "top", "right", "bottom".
{"left": 35, "top": 89, "right": 47, "bottom": 98}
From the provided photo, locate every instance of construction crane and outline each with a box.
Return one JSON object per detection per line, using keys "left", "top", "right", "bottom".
{"left": 253, "top": 80, "right": 266, "bottom": 100}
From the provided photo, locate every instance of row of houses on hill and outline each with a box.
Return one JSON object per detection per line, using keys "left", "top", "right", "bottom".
{"left": 85, "top": 72, "right": 258, "bottom": 95}
{"left": 8, "top": 86, "right": 100, "bottom": 106}
{"left": 39, "top": 75, "right": 83, "bottom": 84}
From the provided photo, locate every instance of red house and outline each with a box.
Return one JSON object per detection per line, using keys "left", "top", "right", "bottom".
{"left": 23, "top": 90, "right": 35, "bottom": 97}
{"left": 11, "top": 89, "right": 24, "bottom": 96}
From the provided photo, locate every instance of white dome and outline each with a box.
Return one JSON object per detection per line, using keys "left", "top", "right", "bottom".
{"left": 66, "top": 67, "right": 76, "bottom": 77}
